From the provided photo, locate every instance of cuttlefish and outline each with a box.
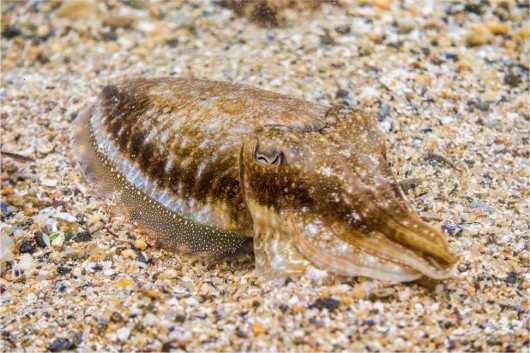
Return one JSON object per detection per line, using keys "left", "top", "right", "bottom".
{"left": 72, "top": 78, "right": 459, "bottom": 282}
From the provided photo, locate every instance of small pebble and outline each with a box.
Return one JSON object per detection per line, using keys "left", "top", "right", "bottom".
{"left": 377, "top": 103, "right": 390, "bottom": 121}
{"left": 55, "top": 0, "right": 97, "bottom": 20}
{"left": 252, "top": 322, "right": 266, "bottom": 336}
{"left": 121, "top": 249, "right": 137, "bottom": 260}
{"left": 48, "top": 338, "right": 75, "bottom": 352}
{"left": 57, "top": 213, "right": 77, "bottom": 223}
{"left": 116, "top": 327, "right": 131, "bottom": 341}
{"left": 396, "top": 18, "right": 416, "bottom": 34}
{"left": 504, "top": 272, "right": 518, "bottom": 285}
{"left": 133, "top": 238, "right": 147, "bottom": 250}
{"left": 57, "top": 266, "right": 72, "bottom": 275}
{"left": 34, "top": 232, "right": 49, "bottom": 248}
{"left": 115, "top": 278, "right": 134, "bottom": 288}
{"left": 103, "top": 14, "right": 136, "bottom": 29}
{"left": 110, "top": 311, "right": 124, "bottom": 323}
{"left": 487, "top": 22, "right": 509, "bottom": 35}
{"left": 73, "top": 231, "right": 92, "bottom": 242}
{"left": 41, "top": 178, "right": 58, "bottom": 187}
{"left": 470, "top": 200, "right": 496, "bottom": 214}
{"left": 309, "top": 297, "right": 340, "bottom": 311}
{"left": 19, "top": 240, "right": 35, "bottom": 254}
{"left": 18, "top": 254, "right": 35, "bottom": 271}
{"left": 504, "top": 71, "right": 522, "bottom": 87}
{"left": 457, "top": 263, "right": 470, "bottom": 273}
{"left": 335, "top": 88, "right": 349, "bottom": 99}
{"left": 50, "top": 233, "right": 65, "bottom": 247}
{"left": 442, "top": 224, "right": 463, "bottom": 236}
{"left": 335, "top": 25, "right": 350, "bottom": 35}
{"left": 466, "top": 24, "right": 494, "bottom": 46}
{"left": 143, "top": 313, "right": 158, "bottom": 326}
{"left": 2, "top": 25, "right": 22, "bottom": 39}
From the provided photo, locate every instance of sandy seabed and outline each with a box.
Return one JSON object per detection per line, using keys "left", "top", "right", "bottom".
{"left": 1, "top": 1, "right": 528, "bottom": 352}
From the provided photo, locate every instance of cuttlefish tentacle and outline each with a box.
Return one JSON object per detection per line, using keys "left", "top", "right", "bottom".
{"left": 72, "top": 77, "right": 459, "bottom": 282}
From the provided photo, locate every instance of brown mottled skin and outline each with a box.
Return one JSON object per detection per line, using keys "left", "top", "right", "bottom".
{"left": 98, "top": 78, "right": 329, "bottom": 234}
{"left": 74, "top": 77, "right": 459, "bottom": 282}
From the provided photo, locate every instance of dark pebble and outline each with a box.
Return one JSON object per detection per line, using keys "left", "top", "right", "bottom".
{"left": 161, "top": 340, "right": 175, "bottom": 352}
{"left": 439, "top": 320, "right": 454, "bottom": 329}
{"left": 335, "top": 24, "right": 351, "bottom": 35}
{"left": 365, "top": 319, "right": 375, "bottom": 327}
{"left": 134, "top": 249, "right": 150, "bottom": 264}
{"left": 309, "top": 297, "right": 340, "bottom": 311}
{"left": 57, "top": 266, "right": 72, "bottom": 275}
{"left": 278, "top": 304, "right": 289, "bottom": 313}
{"left": 48, "top": 338, "right": 75, "bottom": 352}
{"left": 387, "top": 41, "right": 402, "bottom": 49}
{"left": 34, "top": 232, "right": 48, "bottom": 248}
{"left": 19, "top": 240, "right": 35, "bottom": 254}
{"left": 2, "top": 25, "right": 21, "bottom": 39}
{"left": 174, "top": 314, "right": 186, "bottom": 323}
{"left": 284, "top": 277, "right": 294, "bottom": 286}
{"left": 73, "top": 231, "right": 92, "bottom": 242}
{"left": 100, "top": 30, "right": 117, "bottom": 41}
{"left": 0, "top": 203, "right": 14, "bottom": 215}
{"left": 110, "top": 311, "right": 124, "bottom": 323}
{"left": 165, "top": 38, "right": 179, "bottom": 47}
{"left": 444, "top": 52, "right": 459, "bottom": 61}
{"left": 377, "top": 103, "right": 390, "bottom": 121}
{"left": 54, "top": 283, "right": 66, "bottom": 293}
{"left": 399, "top": 178, "right": 423, "bottom": 193}
{"left": 336, "top": 88, "right": 349, "bottom": 99}
{"left": 65, "top": 232, "right": 75, "bottom": 241}
{"left": 162, "top": 339, "right": 187, "bottom": 351}
{"left": 293, "top": 337, "right": 306, "bottom": 345}
{"left": 80, "top": 282, "right": 92, "bottom": 290}
{"left": 505, "top": 272, "right": 518, "bottom": 285}
{"left": 423, "top": 152, "right": 455, "bottom": 168}
{"left": 475, "top": 100, "right": 491, "bottom": 112}
{"left": 320, "top": 32, "right": 336, "bottom": 46}
{"left": 504, "top": 71, "right": 522, "bottom": 87}
{"left": 464, "top": 3, "right": 484, "bottom": 14}
{"left": 442, "top": 224, "right": 463, "bottom": 236}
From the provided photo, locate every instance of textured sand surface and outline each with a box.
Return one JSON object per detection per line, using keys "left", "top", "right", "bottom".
{"left": 1, "top": 1, "right": 528, "bottom": 351}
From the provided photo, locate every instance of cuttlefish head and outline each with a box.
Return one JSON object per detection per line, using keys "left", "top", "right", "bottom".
{"left": 240, "top": 108, "right": 459, "bottom": 282}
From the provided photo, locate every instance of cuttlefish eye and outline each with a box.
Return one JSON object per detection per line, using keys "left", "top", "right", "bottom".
{"left": 254, "top": 143, "right": 283, "bottom": 166}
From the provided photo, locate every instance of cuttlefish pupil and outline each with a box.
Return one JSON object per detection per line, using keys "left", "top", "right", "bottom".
{"left": 72, "top": 77, "right": 459, "bottom": 282}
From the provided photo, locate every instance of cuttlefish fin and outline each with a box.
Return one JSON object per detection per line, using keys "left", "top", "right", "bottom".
{"left": 71, "top": 106, "right": 117, "bottom": 197}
